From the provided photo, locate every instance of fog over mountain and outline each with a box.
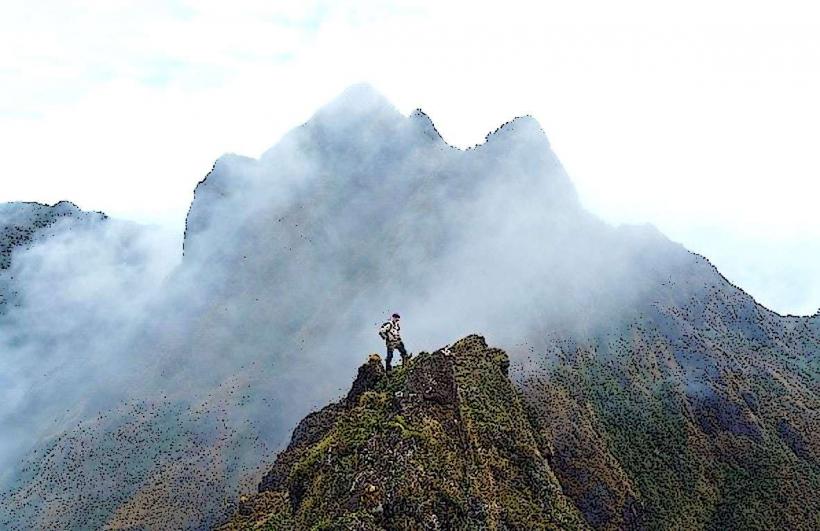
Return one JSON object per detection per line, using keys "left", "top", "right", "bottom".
{"left": 0, "top": 201, "right": 178, "bottom": 484}
{"left": 1, "top": 85, "right": 818, "bottom": 529}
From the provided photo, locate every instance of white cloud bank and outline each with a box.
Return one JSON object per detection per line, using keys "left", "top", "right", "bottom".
{"left": 1, "top": 0, "right": 819, "bottom": 314}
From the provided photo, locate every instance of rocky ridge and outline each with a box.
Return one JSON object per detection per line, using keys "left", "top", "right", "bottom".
{"left": 219, "top": 335, "right": 587, "bottom": 530}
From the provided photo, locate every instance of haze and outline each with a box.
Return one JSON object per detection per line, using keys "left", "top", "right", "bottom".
{"left": 1, "top": 0, "right": 819, "bottom": 316}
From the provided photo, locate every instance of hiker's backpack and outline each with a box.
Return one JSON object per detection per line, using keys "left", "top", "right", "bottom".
{"left": 378, "top": 322, "right": 389, "bottom": 340}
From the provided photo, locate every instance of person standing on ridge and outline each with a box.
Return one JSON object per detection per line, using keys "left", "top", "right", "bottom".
{"left": 379, "top": 313, "right": 409, "bottom": 373}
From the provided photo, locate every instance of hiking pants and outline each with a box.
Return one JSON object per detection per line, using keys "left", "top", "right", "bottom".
{"left": 386, "top": 341, "right": 407, "bottom": 371}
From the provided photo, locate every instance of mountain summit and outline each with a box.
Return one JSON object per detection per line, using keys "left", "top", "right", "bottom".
{"left": 183, "top": 85, "right": 578, "bottom": 261}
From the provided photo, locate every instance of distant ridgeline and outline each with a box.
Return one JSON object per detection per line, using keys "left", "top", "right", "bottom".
{"left": 0, "top": 201, "right": 106, "bottom": 312}
{"left": 1, "top": 86, "right": 819, "bottom": 530}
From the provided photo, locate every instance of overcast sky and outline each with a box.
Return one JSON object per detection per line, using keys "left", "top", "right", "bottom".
{"left": 1, "top": 0, "right": 818, "bottom": 315}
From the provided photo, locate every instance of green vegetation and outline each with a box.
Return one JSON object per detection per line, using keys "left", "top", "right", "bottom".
{"left": 220, "top": 336, "right": 587, "bottom": 530}
{"left": 222, "top": 332, "right": 820, "bottom": 530}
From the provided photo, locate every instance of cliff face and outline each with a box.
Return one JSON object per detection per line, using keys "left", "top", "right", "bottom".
{"left": 219, "top": 335, "right": 586, "bottom": 530}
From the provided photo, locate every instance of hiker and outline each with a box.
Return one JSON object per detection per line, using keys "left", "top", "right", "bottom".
{"left": 379, "top": 313, "right": 409, "bottom": 373}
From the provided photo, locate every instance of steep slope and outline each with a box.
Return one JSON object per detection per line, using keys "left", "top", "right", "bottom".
{"left": 219, "top": 335, "right": 587, "bottom": 530}
{"left": 2, "top": 391, "right": 269, "bottom": 530}
{"left": 516, "top": 261, "right": 820, "bottom": 529}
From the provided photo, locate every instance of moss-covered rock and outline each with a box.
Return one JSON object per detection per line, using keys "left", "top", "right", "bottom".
{"left": 218, "top": 335, "right": 587, "bottom": 530}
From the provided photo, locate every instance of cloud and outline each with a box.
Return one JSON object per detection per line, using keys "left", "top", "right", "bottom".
{"left": 0, "top": 213, "right": 179, "bottom": 485}
{"left": 1, "top": 1, "right": 819, "bottom": 314}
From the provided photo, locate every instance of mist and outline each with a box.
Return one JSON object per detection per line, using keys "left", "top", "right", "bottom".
{"left": 0, "top": 85, "right": 773, "bottom": 528}
{"left": 0, "top": 208, "right": 179, "bottom": 486}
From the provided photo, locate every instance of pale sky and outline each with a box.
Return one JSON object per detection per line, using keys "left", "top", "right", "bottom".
{"left": 1, "top": 0, "right": 819, "bottom": 315}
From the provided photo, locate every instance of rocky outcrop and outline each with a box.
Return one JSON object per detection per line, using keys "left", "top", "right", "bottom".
{"left": 219, "top": 335, "right": 586, "bottom": 530}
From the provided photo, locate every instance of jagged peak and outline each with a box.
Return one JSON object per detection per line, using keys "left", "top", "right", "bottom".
{"left": 478, "top": 115, "right": 550, "bottom": 149}
{"left": 293, "top": 86, "right": 553, "bottom": 154}
{"left": 407, "top": 108, "right": 446, "bottom": 144}
{"left": 52, "top": 199, "right": 79, "bottom": 209}
{"left": 252, "top": 86, "right": 556, "bottom": 167}
{"left": 405, "top": 111, "right": 551, "bottom": 152}
{"left": 50, "top": 200, "right": 84, "bottom": 215}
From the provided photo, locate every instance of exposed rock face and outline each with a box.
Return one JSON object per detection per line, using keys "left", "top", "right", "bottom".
{"left": 345, "top": 354, "right": 388, "bottom": 405}
{"left": 220, "top": 335, "right": 586, "bottom": 530}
